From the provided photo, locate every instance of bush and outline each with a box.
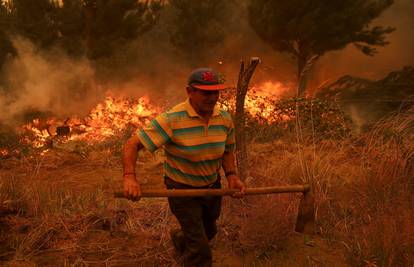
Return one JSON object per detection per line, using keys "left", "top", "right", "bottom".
{"left": 219, "top": 91, "right": 352, "bottom": 143}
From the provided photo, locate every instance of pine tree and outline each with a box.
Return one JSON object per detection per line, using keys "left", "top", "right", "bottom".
{"left": 248, "top": 0, "right": 395, "bottom": 96}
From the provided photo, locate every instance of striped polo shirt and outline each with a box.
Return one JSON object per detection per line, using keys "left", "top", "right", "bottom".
{"left": 137, "top": 99, "right": 236, "bottom": 187}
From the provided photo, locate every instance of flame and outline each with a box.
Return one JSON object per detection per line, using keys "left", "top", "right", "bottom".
{"left": 244, "top": 93, "right": 277, "bottom": 120}
{"left": 0, "top": 148, "right": 9, "bottom": 157}
{"left": 21, "top": 119, "right": 52, "bottom": 148}
{"left": 226, "top": 81, "right": 293, "bottom": 122}
{"left": 253, "top": 81, "right": 291, "bottom": 97}
{"left": 19, "top": 94, "right": 160, "bottom": 149}
{"left": 67, "top": 95, "right": 159, "bottom": 142}
{"left": 1, "top": 81, "right": 293, "bottom": 154}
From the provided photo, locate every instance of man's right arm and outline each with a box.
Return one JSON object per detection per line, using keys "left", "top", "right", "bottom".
{"left": 123, "top": 135, "right": 144, "bottom": 200}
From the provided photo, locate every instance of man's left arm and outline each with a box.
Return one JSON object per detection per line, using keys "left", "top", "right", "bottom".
{"left": 222, "top": 150, "right": 245, "bottom": 198}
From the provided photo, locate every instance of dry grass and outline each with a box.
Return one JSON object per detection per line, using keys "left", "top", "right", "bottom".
{"left": 335, "top": 110, "right": 414, "bottom": 267}
{"left": 0, "top": 151, "right": 175, "bottom": 266}
{"left": 1, "top": 107, "right": 413, "bottom": 266}
{"left": 234, "top": 107, "right": 414, "bottom": 266}
{"left": 0, "top": 147, "right": 299, "bottom": 266}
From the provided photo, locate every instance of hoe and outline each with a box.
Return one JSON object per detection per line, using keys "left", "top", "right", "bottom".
{"left": 115, "top": 184, "right": 315, "bottom": 234}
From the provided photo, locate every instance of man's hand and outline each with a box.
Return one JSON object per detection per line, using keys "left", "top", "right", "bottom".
{"left": 227, "top": 174, "right": 245, "bottom": 198}
{"left": 124, "top": 174, "right": 141, "bottom": 201}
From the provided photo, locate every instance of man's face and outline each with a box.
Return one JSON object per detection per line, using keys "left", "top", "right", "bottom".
{"left": 187, "top": 86, "right": 219, "bottom": 115}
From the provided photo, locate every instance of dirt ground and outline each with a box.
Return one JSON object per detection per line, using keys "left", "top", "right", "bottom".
{"left": 0, "top": 148, "right": 349, "bottom": 266}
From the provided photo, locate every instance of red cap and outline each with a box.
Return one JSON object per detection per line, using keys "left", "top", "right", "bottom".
{"left": 188, "top": 68, "right": 229, "bottom": 90}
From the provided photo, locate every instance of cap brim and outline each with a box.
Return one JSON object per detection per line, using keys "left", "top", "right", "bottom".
{"left": 191, "top": 84, "right": 230, "bottom": 90}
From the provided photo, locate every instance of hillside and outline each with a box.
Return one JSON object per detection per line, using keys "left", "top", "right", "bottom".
{"left": 317, "top": 66, "right": 414, "bottom": 126}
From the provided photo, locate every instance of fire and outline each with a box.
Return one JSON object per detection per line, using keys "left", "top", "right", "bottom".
{"left": 19, "top": 95, "right": 160, "bottom": 149}
{"left": 22, "top": 119, "right": 54, "bottom": 148}
{"left": 244, "top": 93, "right": 277, "bottom": 120}
{"left": 67, "top": 95, "right": 159, "bottom": 142}
{"left": 221, "top": 81, "right": 293, "bottom": 122}
{"left": 0, "top": 148, "right": 9, "bottom": 157}
{"left": 1, "top": 81, "right": 292, "bottom": 155}
{"left": 253, "top": 81, "right": 292, "bottom": 97}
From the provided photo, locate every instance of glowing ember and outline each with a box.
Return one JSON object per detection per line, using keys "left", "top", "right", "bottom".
{"left": 245, "top": 95, "right": 276, "bottom": 120}
{"left": 22, "top": 119, "right": 52, "bottom": 148}
{"left": 221, "top": 81, "right": 293, "bottom": 122}
{"left": 252, "top": 81, "right": 292, "bottom": 98}
{"left": 0, "top": 148, "right": 9, "bottom": 157}
{"left": 2, "top": 81, "right": 293, "bottom": 153}
{"left": 68, "top": 95, "right": 159, "bottom": 142}
{"left": 20, "top": 95, "right": 160, "bottom": 149}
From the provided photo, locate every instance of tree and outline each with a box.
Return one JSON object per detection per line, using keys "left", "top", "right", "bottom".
{"left": 0, "top": 1, "right": 15, "bottom": 78}
{"left": 0, "top": 1, "right": 16, "bottom": 82}
{"left": 9, "top": 0, "right": 61, "bottom": 48}
{"left": 84, "top": 0, "right": 163, "bottom": 59}
{"left": 56, "top": 0, "right": 84, "bottom": 57}
{"left": 167, "top": 0, "right": 236, "bottom": 64}
{"left": 4, "top": 0, "right": 162, "bottom": 59}
{"left": 248, "top": 0, "right": 395, "bottom": 96}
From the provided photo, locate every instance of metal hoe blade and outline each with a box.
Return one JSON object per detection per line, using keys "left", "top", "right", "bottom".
{"left": 294, "top": 189, "right": 315, "bottom": 234}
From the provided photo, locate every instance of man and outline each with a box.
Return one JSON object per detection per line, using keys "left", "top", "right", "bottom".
{"left": 123, "top": 68, "right": 245, "bottom": 267}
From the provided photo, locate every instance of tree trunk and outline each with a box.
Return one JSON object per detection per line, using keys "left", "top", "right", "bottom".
{"left": 235, "top": 57, "right": 260, "bottom": 181}
{"left": 297, "top": 54, "right": 306, "bottom": 97}
{"left": 297, "top": 53, "right": 319, "bottom": 97}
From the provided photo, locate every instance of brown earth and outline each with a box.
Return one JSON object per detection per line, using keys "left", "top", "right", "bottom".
{"left": 0, "top": 147, "right": 348, "bottom": 267}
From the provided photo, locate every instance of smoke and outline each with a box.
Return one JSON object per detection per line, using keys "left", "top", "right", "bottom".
{"left": 91, "top": 1, "right": 296, "bottom": 100}
{"left": 0, "top": 37, "right": 102, "bottom": 123}
{"left": 1, "top": 0, "right": 412, "bottom": 124}
{"left": 311, "top": 0, "right": 414, "bottom": 88}
{"left": 134, "top": 0, "right": 414, "bottom": 94}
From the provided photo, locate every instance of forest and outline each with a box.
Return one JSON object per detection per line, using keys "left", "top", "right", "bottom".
{"left": 0, "top": 0, "right": 413, "bottom": 266}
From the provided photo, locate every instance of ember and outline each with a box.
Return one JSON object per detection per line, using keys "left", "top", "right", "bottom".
{"left": 19, "top": 95, "right": 160, "bottom": 150}
{"left": 0, "top": 148, "right": 8, "bottom": 157}
{"left": 1, "top": 81, "right": 292, "bottom": 154}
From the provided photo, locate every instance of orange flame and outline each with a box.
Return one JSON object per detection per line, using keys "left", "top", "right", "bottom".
{"left": 223, "top": 81, "right": 293, "bottom": 122}
{"left": 5, "top": 81, "right": 292, "bottom": 152}
{"left": 0, "top": 148, "right": 9, "bottom": 157}
{"left": 20, "top": 95, "right": 160, "bottom": 149}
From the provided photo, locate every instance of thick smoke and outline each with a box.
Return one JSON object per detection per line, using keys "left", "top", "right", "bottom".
{"left": 311, "top": 0, "right": 414, "bottom": 88}
{"left": 0, "top": 0, "right": 413, "bottom": 124}
{"left": 0, "top": 37, "right": 101, "bottom": 123}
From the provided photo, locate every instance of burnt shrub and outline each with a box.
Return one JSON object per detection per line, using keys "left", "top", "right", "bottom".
{"left": 219, "top": 91, "right": 352, "bottom": 143}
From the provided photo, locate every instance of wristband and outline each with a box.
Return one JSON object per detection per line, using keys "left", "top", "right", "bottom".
{"left": 123, "top": 172, "right": 136, "bottom": 176}
{"left": 225, "top": 171, "right": 237, "bottom": 177}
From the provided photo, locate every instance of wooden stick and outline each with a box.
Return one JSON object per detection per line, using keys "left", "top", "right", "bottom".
{"left": 235, "top": 57, "right": 260, "bottom": 181}
{"left": 114, "top": 184, "right": 310, "bottom": 199}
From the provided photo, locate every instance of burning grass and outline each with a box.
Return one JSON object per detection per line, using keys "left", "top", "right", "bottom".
{"left": 0, "top": 94, "right": 413, "bottom": 266}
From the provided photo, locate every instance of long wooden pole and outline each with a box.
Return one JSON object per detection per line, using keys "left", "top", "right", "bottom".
{"left": 114, "top": 184, "right": 310, "bottom": 198}
{"left": 235, "top": 57, "right": 260, "bottom": 181}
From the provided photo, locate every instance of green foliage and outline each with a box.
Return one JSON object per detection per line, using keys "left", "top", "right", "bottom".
{"left": 248, "top": 0, "right": 395, "bottom": 94}
{"left": 86, "top": 0, "right": 163, "bottom": 59}
{"left": 167, "top": 0, "right": 235, "bottom": 64}
{"left": 55, "top": 0, "right": 85, "bottom": 57}
{"left": 247, "top": 98, "right": 352, "bottom": 142}
{"left": 0, "top": 0, "right": 163, "bottom": 60}
{"left": 0, "top": 2, "right": 16, "bottom": 68}
{"left": 219, "top": 92, "right": 352, "bottom": 143}
{"left": 9, "top": 0, "right": 61, "bottom": 48}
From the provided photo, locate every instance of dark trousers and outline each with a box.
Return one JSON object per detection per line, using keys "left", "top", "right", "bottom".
{"left": 165, "top": 177, "right": 222, "bottom": 267}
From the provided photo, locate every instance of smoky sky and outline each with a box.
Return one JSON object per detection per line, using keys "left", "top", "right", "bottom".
{"left": 0, "top": 0, "right": 413, "bottom": 123}
{"left": 311, "top": 0, "right": 414, "bottom": 87}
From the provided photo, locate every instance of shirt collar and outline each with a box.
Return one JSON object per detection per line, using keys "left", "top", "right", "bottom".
{"left": 185, "top": 98, "right": 220, "bottom": 118}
